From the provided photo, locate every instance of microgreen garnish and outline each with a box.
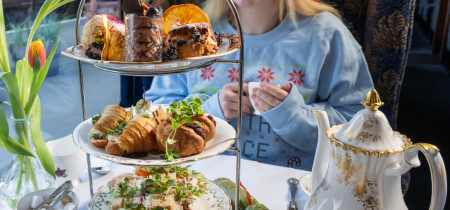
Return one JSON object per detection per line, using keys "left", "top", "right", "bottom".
{"left": 92, "top": 133, "right": 107, "bottom": 139}
{"left": 91, "top": 112, "right": 101, "bottom": 125}
{"left": 103, "top": 121, "right": 127, "bottom": 136}
{"left": 94, "top": 30, "right": 105, "bottom": 45}
{"left": 164, "top": 95, "right": 209, "bottom": 162}
{"left": 110, "top": 178, "right": 139, "bottom": 199}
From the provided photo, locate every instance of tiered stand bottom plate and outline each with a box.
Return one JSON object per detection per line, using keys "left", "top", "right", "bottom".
{"left": 89, "top": 179, "right": 232, "bottom": 210}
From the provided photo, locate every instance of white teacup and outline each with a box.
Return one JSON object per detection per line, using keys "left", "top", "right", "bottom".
{"left": 46, "top": 135, "right": 86, "bottom": 187}
{"left": 248, "top": 82, "right": 262, "bottom": 115}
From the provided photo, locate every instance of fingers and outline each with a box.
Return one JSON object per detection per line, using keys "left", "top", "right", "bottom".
{"left": 252, "top": 88, "right": 281, "bottom": 108}
{"left": 284, "top": 82, "right": 292, "bottom": 93}
{"left": 226, "top": 83, "right": 250, "bottom": 95}
{"left": 260, "top": 83, "right": 289, "bottom": 100}
{"left": 219, "top": 87, "right": 254, "bottom": 119}
{"left": 252, "top": 94, "right": 278, "bottom": 113}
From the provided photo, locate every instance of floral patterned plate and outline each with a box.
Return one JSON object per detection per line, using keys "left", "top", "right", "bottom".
{"left": 88, "top": 179, "right": 231, "bottom": 210}
{"left": 72, "top": 105, "right": 236, "bottom": 166}
{"left": 61, "top": 34, "right": 240, "bottom": 76}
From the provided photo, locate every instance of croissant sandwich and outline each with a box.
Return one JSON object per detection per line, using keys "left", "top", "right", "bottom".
{"left": 90, "top": 105, "right": 130, "bottom": 148}
{"left": 94, "top": 105, "right": 130, "bottom": 133}
{"left": 155, "top": 111, "right": 217, "bottom": 157}
{"left": 106, "top": 116, "right": 158, "bottom": 156}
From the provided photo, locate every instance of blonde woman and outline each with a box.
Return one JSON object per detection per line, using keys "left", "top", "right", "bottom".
{"left": 146, "top": 0, "right": 374, "bottom": 170}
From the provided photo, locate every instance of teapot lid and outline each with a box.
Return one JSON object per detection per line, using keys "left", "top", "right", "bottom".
{"left": 330, "top": 89, "right": 410, "bottom": 152}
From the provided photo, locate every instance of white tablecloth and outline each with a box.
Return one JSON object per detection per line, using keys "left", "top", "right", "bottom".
{"left": 72, "top": 155, "right": 310, "bottom": 210}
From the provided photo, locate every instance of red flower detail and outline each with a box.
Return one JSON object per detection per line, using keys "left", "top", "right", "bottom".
{"left": 275, "top": 138, "right": 280, "bottom": 142}
{"left": 288, "top": 69, "right": 305, "bottom": 86}
{"left": 281, "top": 150, "right": 286, "bottom": 154}
{"left": 234, "top": 153, "right": 237, "bottom": 156}
{"left": 260, "top": 135, "right": 264, "bottom": 139}
{"left": 256, "top": 67, "right": 275, "bottom": 83}
{"left": 227, "top": 67, "right": 239, "bottom": 82}
{"left": 272, "top": 159, "right": 276, "bottom": 163}
{"left": 200, "top": 65, "right": 215, "bottom": 81}
{"left": 246, "top": 131, "right": 250, "bottom": 136}
{"left": 295, "top": 148, "right": 299, "bottom": 151}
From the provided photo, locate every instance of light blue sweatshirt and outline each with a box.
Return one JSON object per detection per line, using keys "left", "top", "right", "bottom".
{"left": 145, "top": 12, "right": 374, "bottom": 171}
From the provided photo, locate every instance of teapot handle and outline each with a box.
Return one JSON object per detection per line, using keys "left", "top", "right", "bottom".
{"left": 404, "top": 143, "right": 447, "bottom": 210}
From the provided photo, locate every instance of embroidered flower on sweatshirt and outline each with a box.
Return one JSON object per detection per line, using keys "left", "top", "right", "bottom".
{"left": 200, "top": 65, "right": 215, "bottom": 81}
{"left": 257, "top": 67, "right": 275, "bottom": 83}
{"left": 288, "top": 69, "right": 305, "bottom": 86}
{"left": 227, "top": 67, "right": 239, "bottom": 82}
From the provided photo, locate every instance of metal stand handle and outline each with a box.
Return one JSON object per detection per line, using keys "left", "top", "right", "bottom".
{"left": 75, "top": 0, "right": 94, "bottom": 196}
{"left": 225, "top": 1, "right": 244, "bottom": 209}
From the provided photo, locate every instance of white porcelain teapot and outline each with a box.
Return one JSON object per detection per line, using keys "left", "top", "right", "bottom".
{"left": 305, "top": 88, "right": 447, "bottom": 210}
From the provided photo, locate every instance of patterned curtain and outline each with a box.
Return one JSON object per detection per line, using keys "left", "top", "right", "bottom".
{"left": 324, "top": 0, "right": 416, "bottom": 129}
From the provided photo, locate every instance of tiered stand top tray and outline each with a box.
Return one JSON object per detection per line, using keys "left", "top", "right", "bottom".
{"left": 62, "top": 34, "right": 240, "bottom": 76}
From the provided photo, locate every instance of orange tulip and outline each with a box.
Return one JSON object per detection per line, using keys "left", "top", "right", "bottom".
{"left": 27, "top": 39, "right": 46, "bottom": 69}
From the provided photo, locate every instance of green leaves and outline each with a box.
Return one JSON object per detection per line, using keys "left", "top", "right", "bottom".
{"left": 0, "top": 134, "right": 35, "bottom": 157}
{"left": 91, "top": 113, "right": 101, "bottom": 125}
{"left": 31, "top": 97, "right": 56, "bottom": 178}
{"left": 0, "top": 106, "right": 35, "bottom": 156}
{"left": 0, "top": 0, "right": 10, "bottom": 72}
{"left": 0, "top": 72, "right": 25, "bottom": 119}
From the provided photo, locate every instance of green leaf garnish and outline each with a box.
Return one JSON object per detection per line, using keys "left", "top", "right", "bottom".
{"left": 163, "top": 95, "right": 209, "bottom": 162}
{"left": 91, "top": 112, "right": 101, "bottom": 125}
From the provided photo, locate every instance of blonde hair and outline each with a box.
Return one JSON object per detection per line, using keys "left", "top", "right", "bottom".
{"left": 203, "top": 0, "right": 342, "bottom": 25}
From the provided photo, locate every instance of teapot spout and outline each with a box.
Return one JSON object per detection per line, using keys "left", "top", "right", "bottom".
{"left": 311, "top": 110, "right": 331, "bottom": 193}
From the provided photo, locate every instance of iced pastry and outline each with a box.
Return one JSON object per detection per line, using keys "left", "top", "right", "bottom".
{"left": 121, "top": 0, "right": 164, "bottom": 62}
{"left": 125, "top": 8, "right": 164, "bottom": 62}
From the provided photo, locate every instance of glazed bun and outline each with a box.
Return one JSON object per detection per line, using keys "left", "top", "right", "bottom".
{"left": 154, "top": 114, "right": 217, "bottom": 157}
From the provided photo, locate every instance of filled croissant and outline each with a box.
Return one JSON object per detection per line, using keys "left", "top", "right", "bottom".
{"left": 106, "top": 116, "right": 157, "bottom": 156}
{"left": 155, "top": 114, "right": 217, "bottom": 157}
{"left": 94, "top": 105, "right": 130, "bottom": 133}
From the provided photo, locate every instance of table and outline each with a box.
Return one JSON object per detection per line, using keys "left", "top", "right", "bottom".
{"left": 73, "top": 155, "right": 310, "bottom": 210}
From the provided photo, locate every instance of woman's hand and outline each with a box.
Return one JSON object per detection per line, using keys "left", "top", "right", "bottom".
{"left": 251, "top": 82, "right": 292, "bottom": 113}
{"left": 218, "top": 83, "right": 254, "bottom": 119}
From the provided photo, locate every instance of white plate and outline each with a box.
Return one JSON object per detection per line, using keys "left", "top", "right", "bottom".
{"left": 299, "top": 173, "right": 312, "bottom": 197}
{"left": 88, "top": 179, "right": 231, "bottom": 210}
{"left": 62, "top": 34, "right": 240, "bottom": 76}
{"left": 72, "top": 105, "right": 236, "bottom": 166}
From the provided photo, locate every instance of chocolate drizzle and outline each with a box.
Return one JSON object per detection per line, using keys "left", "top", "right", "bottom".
{"left": 185, "top": 123, "right": 206, "bottom": 140}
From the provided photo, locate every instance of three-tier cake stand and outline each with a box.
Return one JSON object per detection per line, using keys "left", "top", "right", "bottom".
{"left": 70, "top": 0, "right": 245, "bottom": 209}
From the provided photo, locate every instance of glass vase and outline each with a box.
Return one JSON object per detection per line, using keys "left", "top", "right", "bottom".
{"left": 0, "top": 115, "right": 54, "bottom": 208}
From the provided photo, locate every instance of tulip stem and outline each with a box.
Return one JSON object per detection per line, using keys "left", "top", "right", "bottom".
{"left": 24, "top": 52, "right": 41, "bottom": 116}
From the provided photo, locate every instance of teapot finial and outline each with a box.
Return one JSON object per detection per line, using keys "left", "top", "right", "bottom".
{"left": 361, "top": 88, "right": 384, "bottom": 110}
